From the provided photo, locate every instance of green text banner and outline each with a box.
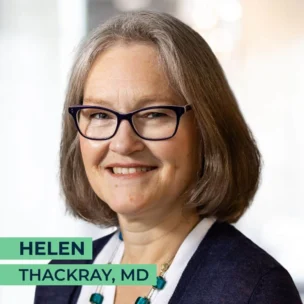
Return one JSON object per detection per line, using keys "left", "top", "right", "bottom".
{"left": 0, "top": 264, "right": 157, "bottom": 285}
{"left": 0, "top": 238, "right": 92, "bottom": 260}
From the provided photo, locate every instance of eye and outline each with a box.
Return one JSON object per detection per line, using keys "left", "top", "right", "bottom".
{"left": 90, "top": 112, "right": 109, "bottom": 120}
{"left": 144, "top": 112, "right": 168, "bottom": 118}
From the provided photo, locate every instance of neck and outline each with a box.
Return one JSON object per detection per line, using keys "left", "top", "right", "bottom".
{"left": 118, "top": 208, "right": 200, "bottom": 266}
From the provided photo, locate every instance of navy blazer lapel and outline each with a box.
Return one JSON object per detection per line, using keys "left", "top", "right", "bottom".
{"left": 168, "top": 221, "right": 221, "bottom": 304}
{"left": 69, "top": 285, "right": 82, "bottom": 304}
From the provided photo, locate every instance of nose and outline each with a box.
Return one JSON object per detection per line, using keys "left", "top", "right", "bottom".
{"left": 109, "top": 120, "right": 145, "bottom": 155}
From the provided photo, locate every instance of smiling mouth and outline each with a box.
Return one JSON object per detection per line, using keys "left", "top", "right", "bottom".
{"left": 108, "top": 167, "right": 157, "bottom": 175}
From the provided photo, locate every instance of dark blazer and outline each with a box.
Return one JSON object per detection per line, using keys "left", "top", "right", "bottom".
{"left": 34, "top": 222, "right": 302, "bottom": 304}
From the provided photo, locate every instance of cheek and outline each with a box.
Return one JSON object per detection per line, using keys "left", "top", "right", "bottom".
{"left": 151, "top": 134, "right": 197, "bottom": 173}
{"left": 154, "top": 138, "right": 199, "bottom": 191}
{"left": 79, "top": 137, "right": 107, "bottom": 168}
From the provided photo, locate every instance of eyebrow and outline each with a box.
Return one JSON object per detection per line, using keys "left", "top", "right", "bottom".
{"left": 83, "top": 95, "right": 181, "bottom": 109}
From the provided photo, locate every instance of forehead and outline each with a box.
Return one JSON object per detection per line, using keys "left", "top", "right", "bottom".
{"left": 83, "top": 42, "right": 181, "bottom": 108}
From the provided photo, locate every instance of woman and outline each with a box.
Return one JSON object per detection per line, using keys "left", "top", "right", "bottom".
{"left": 35, "top": 11, "right": 302, "bottom": 304}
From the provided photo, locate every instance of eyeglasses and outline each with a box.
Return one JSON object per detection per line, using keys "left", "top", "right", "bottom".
{"left": 68, "top": 104, "right": 192, "bottom": 141}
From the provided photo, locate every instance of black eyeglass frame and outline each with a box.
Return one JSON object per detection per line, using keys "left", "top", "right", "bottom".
{"left": 68, "top": 104, "right": 192, "bottom": 141}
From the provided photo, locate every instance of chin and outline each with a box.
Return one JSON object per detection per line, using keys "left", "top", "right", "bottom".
{"left": 105, "top": 197, "right": 149, "bottom": 216}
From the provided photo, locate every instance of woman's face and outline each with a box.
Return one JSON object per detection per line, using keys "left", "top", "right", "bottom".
{"left": 80, "top": 42, "right": 200, "bottom": 219}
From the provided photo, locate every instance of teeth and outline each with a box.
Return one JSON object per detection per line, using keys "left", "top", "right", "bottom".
{"left": 112, "top": 167, "right": 153, "bottom": 174}
{"left": 121, "top": 168, "right": 128, "bottom": 174}
{"left": 128, "top": 168, "right": 136, "bottom": 174}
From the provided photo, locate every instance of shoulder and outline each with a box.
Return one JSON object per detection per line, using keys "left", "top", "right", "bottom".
{"left": 248, "top": 267, "right": 302, "bottom": 303}
{"left": 211, "top": 222, "right": 301, "bottom": 302}
{"left": 178, "top": 221, "right": 302, "bottom": 303}
{"left": 34, "top": 231, "right": 115, "bottom": 304}
{"left": 205, "top": 221, "right": 282, "bottom": 271}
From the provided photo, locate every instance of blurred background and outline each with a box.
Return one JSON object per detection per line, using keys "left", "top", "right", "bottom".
{"left": 0, "top": 0, "right": 303, "bottom": 302}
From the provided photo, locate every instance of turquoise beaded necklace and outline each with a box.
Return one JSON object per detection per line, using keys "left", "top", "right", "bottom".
{"left": 89, "top": 231, "right": 174, "bottom": 304}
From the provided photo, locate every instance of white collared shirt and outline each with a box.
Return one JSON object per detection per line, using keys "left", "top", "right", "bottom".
{"left": 77, "top": 217, "right": 215, "bottom": 304}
